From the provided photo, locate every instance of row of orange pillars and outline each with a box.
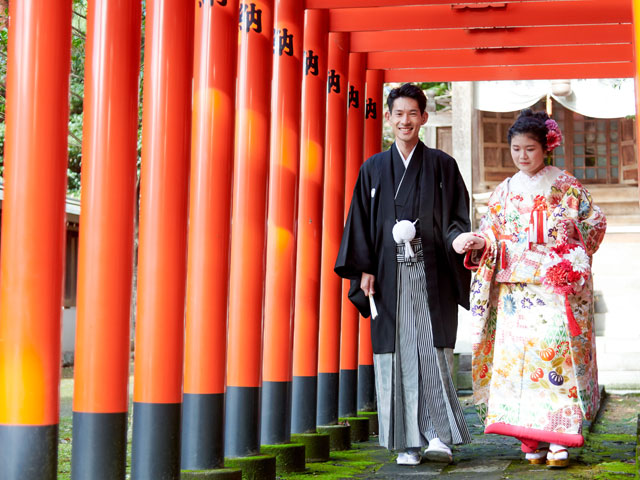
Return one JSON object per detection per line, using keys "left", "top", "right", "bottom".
{"left": 0, "top": 1, "right": 386, "bottom": 479}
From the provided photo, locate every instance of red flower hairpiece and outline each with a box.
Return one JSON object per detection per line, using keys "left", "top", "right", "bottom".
{"left": 545, "top": 119, "right": 562, "bottom": 153}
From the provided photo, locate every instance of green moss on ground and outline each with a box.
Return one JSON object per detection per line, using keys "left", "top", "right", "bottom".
{"left": 181, "top": 468, "right": 242, "bottom": 480}
{"left": 579, "top": 432, "right": 638, "bottom": 464}
{"left": 277, "top": 443, "right": 387, "bottom": 479}
{"left": 225, "top": 455, "right": 276, "bottom": 480}
{"left": 57, "top": 376, "right": 133, "bottom": 479}
{"left": 58, "top": 416, "right": 73, "bottom": 480}
{"left": 594, "top": 460, "right": 637, "bottom": 475}
{"left": 52, "top": 383, "right": 640, "bottom": 479}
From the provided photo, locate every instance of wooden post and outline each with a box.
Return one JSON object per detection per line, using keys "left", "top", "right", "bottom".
{"left": 359, "top": 69, "right": 384, "bottom": 412}
{"left": 71, "top": 1, "right": 141, "bottom": 478}
{"left": 338, "top": 52, "right": 366, "bottom": 419}
{"left": 633, "top": 0, "right": 640, "bottom": 198}
{"left": 182, "top": 0, "right": 240, "bottom": 469}
{"left": 291, "top": 8, "right": 329, "bottom": 434}
{"left": 317, "top": 31, "right": 350, "bottom": 427}
{"left": 0, "top": 1, "right": 72, "bottom": 478}
{"left": 131, "top": 0, "right": 194, "bottom": 477}
{"left": 225, "top": 0, "right": 274, "bottom": 457}
{"left": 261, "top": 0, "right": 304, "bottom": 446}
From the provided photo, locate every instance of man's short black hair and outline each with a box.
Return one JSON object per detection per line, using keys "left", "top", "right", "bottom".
{"left": 387, "top": 83, "right": 427, "bottom": 114}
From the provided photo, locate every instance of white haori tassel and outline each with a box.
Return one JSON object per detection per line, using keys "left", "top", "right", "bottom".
{"left": 392, "top": 219, "right": 417, "bottom": 260}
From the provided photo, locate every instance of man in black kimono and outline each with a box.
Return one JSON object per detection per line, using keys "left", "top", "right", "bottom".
{"left": 335, "top": 83, "right": 472, "bottom": 465}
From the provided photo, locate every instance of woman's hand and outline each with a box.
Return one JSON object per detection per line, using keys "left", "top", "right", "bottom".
{"left": 453, "top": 232, "right": 486, "bottom": 254}
{"left": 361, "top": 272, "right": 375, "bottom": 296}
{"left": 558, "top": 220, "right": 576, "bottom": 242}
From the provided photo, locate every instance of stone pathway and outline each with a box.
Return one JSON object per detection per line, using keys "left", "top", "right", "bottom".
{"left": 279, "top": 391, "right": 639, "bottom": 479}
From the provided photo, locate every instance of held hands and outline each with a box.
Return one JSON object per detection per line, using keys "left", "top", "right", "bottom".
{"left": 453, "top": 232, "right": 485, "bottom": 254}
{"left": 361, "top": 272, "right": 375, "bottom": 296}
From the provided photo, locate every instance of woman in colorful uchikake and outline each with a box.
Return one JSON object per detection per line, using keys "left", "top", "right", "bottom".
{"left": 452, "top": 109, "right": 606, "bottom": 468}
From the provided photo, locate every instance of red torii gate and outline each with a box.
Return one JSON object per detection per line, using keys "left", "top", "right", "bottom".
{"left": 0, "top": 1, "right": 637, "bottom": 479}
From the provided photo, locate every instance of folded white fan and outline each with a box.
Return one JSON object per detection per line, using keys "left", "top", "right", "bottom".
{"left": 368, "top": 293, "right": 378, "bottom": 319}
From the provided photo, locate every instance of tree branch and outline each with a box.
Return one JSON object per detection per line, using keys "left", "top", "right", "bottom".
{"left": 68, "top": 129, "right": 82, "bottom": 147}
{"left": 73, "top": 10, "right": 87, "bottom": 20}
{"left": 69, "top": 89, "right": 83, "bottom": 102}
{"left": 71, "top": 25, "right": 86, "bottom": 40}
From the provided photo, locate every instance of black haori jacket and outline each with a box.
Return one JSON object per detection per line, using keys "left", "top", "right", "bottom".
{"left": 335, "top": 142, "right": 471, "bottom": 353}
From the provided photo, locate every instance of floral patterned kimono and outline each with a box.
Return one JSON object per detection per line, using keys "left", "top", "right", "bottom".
{"left": 466, "top": 165, "right": 606, "bottom": 450}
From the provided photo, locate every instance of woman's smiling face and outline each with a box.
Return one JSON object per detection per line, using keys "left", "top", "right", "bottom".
{"left": 510, "top": 133, "right": 546, "bottom": 177}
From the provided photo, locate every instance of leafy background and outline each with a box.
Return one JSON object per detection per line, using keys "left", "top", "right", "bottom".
{"left": 0, "top": 0, "right": 145, "bottom": 198}
{"left": 0, "top": 2, "right": 445, "bottom": 197}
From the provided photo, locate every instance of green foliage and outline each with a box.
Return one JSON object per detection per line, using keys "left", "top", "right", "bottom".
{"left": 0, "top": 0, "right": 144, "bottom": 197}
{"left": 382, "top": 82, "right": 451, "bottom": 151}
{"left": 66, "top": 0, "right": 88, "bottom": 196}
{"left": 416, "top": 81, "right": 450, "bottom": 97}
{"left": 0, "top": 16, "right": 7, "bottom": 176}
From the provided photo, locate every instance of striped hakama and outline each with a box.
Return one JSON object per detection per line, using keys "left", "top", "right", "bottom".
{"left": 374, "top": 238, "right": 471, "bottom": 450}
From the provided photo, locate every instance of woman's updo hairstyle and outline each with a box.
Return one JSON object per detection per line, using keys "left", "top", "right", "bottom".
{"left": 507, "top": 108, "right": 551, "bottom": 151}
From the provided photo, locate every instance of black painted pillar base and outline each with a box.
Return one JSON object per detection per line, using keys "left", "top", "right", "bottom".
{"left": 338, "top": 369, "right": 357, "bottom": 418}
{"left": 0, "top": 424, "right": 58, "bottom": 480}
{"left": 316, "top": 372, "right": 339, "bottom": 426}
{"left": 181, "top": 393, "right": 225, "bottom": 469}
{"left": 224, "top": 455, "right": 276, "bottom": 480}
{"left": 357, "top": 364, "right": 375, "bottom": 412}
{"left": 260, "top": 381, "right": 291, "bottom": 445}
{"left": 291, "top": 376, "right": 317, "bottom": 434}
{"left": 260, "top": 443, "right": 305, "bottom": 472}
{"left": 224, "top": 386, "right": 261, "bottom": 458}
{"left": 72, "top": 411, "right": 128, "bottom": 480}
{"left": 339, "top": 416, "right": 369, "bottom": 442}
{"left": 289, "top": 433, "right": 330, "bottom": 463}
{"left": 316, "top": 424, "right": 351, "bottom": 451}
{"left": 132, "top": 402, "right": 181, "bottom": 479}
{"left": 358, "top": 411, "right": 379, "bottom": 435}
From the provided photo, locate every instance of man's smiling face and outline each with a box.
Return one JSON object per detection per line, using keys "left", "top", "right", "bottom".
{"left": 385, "top": 96, "right": 428, "bottom": 145}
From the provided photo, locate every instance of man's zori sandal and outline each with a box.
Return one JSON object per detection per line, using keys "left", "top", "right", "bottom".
{"left": 396, "top": 450, "right": 421, "bottom": 466}
{"left": 546, "top": 447, "right": 569, "bottom": 468}
{"left": 525, "top": 446, "right": 549, "bottom": 465}
{"left": 423, "top": 438, "right": 453, "bottom": 463}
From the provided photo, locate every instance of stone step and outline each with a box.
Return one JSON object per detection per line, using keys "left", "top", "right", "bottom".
{"left": 456, "top": 369, "right": 640, "bottom": 390}
{"left": 472, "top": 185, "right": 640, "bottom": 227}
{"left": 595, "top": 351, "right": 640, "bottom": 371}
{"left": 597, "top": 371, "right": 640, "bottom": 390}
{"left": 474, "top": 210, "right": 640, "bottom": 226}
{"left": 605, "top": 214, "right": 640, "bottom": 226}
{"left": 455, "top": 352, "right": 640, "bottom": 391}
{"left": 589, "top": 185, "right": 639, "bottom": 203}
{"left": 599, "top": 202, "right": 640, "bottom": 215}
{"left": 596, "top": 337, "right": 640, "bottom": 355}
